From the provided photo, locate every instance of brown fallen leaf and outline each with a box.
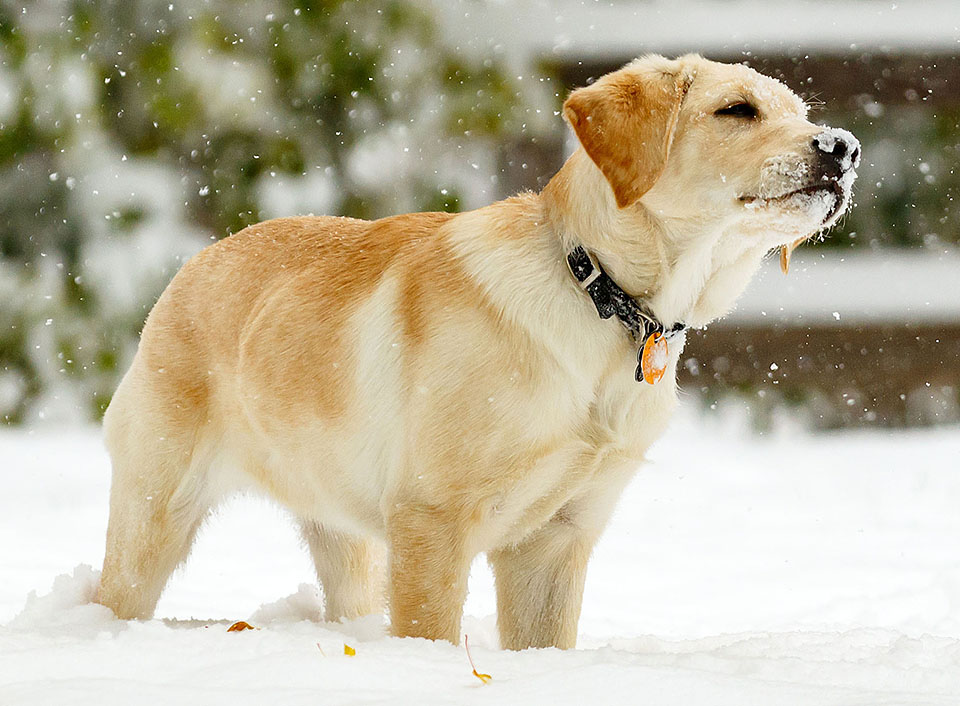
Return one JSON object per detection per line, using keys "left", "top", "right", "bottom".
{"left": 344, "top": 643, "right": 356, "bottom": 656}
{"left": 464, "top": 635, "right": 492, "bottom": 684}
{"left": 227, "top": 620, "right": 256, "bottom": 632}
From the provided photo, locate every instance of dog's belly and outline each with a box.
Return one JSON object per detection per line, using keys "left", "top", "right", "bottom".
{"left": 227, "top": 415, "right": 617, "bottom": 551}
{"left": 230, "top": 380, "right": 592, "bottom": 545}
{"left": 233, "top": 424, "right": 395, "bottom": 536}
{"left": 230, "top": 353, "right": 406, "bottom": 538}
{"left": 227, "top": 377, "right": 677, "bottom": 554}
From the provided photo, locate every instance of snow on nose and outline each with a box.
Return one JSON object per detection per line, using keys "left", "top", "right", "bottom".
{"left": 813, "top": 128, "right": 861, "bottom": 172}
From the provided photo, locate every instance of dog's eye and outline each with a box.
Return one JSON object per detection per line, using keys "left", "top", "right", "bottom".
{"left": 715, "top": 102, "right": 758, "bottom": 119}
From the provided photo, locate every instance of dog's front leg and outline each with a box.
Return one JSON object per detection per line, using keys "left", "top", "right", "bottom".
{"left": 489, "top": 454, "right": 639, "bottom": 650}
{"left": 488, "top": 515, "right": 595, "bottom": 650}
{"left": 387, "top": 503, "right": 472, "bottom": 644}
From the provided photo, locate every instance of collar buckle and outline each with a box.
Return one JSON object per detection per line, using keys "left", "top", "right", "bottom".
{"left": 565, "top": 245, "right": 687, "bottom": 384}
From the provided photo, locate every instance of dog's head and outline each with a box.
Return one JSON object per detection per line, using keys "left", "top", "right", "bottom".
{"left": 563, "top": 54, "right": 859, "bottom": 259}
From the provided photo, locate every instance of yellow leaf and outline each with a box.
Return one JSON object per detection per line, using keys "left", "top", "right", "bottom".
{"left": 464, "top": 635, "right": 492, "bottom": 685}
{"left": 472, "top": 668, "right": 492, "bottom": 684}
{"left": 344, "top": 643, "right": 356, "bottom": 656}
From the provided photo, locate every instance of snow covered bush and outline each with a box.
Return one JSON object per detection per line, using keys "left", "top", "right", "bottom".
{"left": 0, "top": 0, "right": 542, "bottom": 423}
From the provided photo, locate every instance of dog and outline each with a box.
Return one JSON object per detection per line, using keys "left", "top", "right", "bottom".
{"left": 98, "top": 54, "right": 858, "bottom": 650}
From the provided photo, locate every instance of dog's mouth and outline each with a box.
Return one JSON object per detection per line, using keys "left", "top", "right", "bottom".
{"left": 739, "top": 180, "right": 851, "bottom": 275}
{"left": 739, "top": 181, "right": 847, "bottom": 225}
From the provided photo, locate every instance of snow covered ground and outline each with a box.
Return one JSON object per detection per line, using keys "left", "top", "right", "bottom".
{"left": 3, "top": 406, "right": 960, "bottom": 704}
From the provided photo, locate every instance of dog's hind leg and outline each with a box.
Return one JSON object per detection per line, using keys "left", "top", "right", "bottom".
{"left": 98, "top": 368, "right": 214, "bottom": 620}
{"left": 300, "top": 521, "right": 385, "bottom": 622}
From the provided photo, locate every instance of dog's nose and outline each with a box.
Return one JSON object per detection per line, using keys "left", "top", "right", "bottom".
{"left": 813, "top": 129, "right": 861, "bottom": 171}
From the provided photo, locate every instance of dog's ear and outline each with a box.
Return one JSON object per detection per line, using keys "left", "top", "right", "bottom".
{"left": 563, "top": 68, "right": 691, "bottom": 208}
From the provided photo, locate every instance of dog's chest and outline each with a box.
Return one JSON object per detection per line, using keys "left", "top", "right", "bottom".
{"left": 589, "top": 328, "right": 684, "bottom": 435}
{"left": 589, "top": 365, "right": 679, "bottom": 458}
{"left": 494, "top": 369, "right": 678, "bottom": 548}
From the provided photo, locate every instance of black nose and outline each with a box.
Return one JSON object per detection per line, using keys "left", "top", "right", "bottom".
{"left": 813, "top": 130, "right": 860, "bottom": 169}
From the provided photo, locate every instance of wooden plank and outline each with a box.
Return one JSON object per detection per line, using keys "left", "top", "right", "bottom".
{"left": 544, "top": 52, "right": 960, "bottom": 109}
{"left": 681, "top": 324, "right": 960, "bottom": 426}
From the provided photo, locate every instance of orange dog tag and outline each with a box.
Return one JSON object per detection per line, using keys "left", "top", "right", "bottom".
{"left": 640, "top": 332, "right": 668, "bottom": 385}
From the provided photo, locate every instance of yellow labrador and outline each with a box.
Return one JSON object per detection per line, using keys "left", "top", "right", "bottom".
{"left": 98, "top": 54, "right": 858, "bottom": 649}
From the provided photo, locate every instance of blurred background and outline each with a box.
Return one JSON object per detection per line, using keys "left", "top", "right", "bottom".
{"left": 1, "top": 0, "right": 958, "bottom": 428}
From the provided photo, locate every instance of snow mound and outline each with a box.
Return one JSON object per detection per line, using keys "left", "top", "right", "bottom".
{"left": 249, "top": 583, "right": 325, "bottom": 625}
{"left": 7, "top": 564, "right": 118, "bottom": 637}
{"left": 248, "top": 584, "right": 388, "bottom": 643}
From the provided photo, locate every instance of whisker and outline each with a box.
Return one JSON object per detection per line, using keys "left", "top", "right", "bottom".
{"left": 802, "top": 92, "right": 825, "bottom": 112}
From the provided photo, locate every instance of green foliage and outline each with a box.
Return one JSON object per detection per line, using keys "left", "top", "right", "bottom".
{"left": 0, "top": 0, "right": 528, "bottom": 423}
{"left": 814, "top": 102, "right": 960, "bottom": 251}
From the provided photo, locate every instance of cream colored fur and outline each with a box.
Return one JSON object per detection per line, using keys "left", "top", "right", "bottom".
{"left": 98, "top": 54, "right": 857, "bottom": 650}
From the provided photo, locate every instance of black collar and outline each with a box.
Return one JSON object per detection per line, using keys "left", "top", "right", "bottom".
{"left": 566, "top": 245, "right": 686, "bottom": 381}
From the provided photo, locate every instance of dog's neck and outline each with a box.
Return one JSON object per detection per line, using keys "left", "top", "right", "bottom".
{"left": 542, "top": 149, "right": 766, "bottom": 329}
{"left": 543, "top": 150, "right": 665, "bottom": 298}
